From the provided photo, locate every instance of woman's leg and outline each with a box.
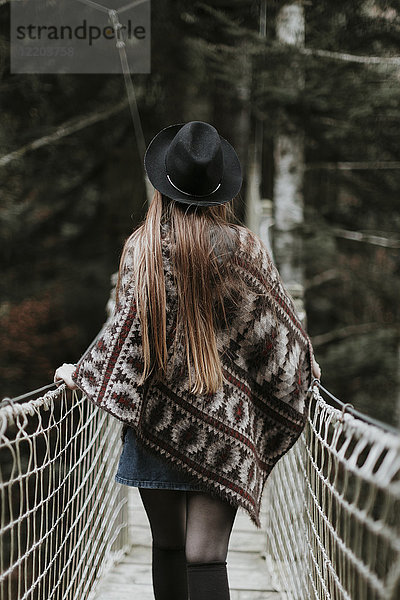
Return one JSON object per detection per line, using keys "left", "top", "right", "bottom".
{"left": 139, "top": 488, "right": 188, "bottom": 600}
{"left": 185, "top": 491, "right": 237, "bottom": 600}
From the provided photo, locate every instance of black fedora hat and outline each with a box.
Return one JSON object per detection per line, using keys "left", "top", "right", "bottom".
{"left": 144, "top": 121, "right": 242, "bottom": 206}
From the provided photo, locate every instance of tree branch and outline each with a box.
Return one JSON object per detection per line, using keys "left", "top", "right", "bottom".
{"left": 312, "top": 323, "right": 382, "bottom": 347}
{"left": 0, "top": 97, "right": 130, "bottom": 168}
{"left": 306, "top": 269, "right": 338, "bottom": 290}
{"left": 307, "top": 161, "right": 400, "bottom": 170}
{"left": 333, "top": 228, "right": 400, "bottom": 248}
{"left": 302, "top": 47, "right": 400, "bottom": 65}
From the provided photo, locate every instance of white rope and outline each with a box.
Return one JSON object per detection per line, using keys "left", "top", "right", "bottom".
{"left": 265, "top": 385, "right": 400, "bottom": 600}
{"left": 106, "top": 6, "right": 147, "bottom": 161}
{"left": 0, "top": 386, "right": 130, "bottom": 600}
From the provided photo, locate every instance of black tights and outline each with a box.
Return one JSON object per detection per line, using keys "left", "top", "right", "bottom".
{"left": 139, "top": 488, "right": 237, "bottom": 600}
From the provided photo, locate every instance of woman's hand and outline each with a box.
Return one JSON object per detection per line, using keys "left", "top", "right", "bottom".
{"left": 54, "top": 363, "right": 78, "bottom": 390}
{"left": 311, "top": 355, "right": 321, "bottom": 380}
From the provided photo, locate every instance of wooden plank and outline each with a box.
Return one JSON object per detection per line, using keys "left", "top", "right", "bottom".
{"left": 94, "top": 584, "right": 154, "bottom": 600}
{"left": 229, "top": 530, "right": 267, "bottom": 553}
{"left": 122, "top": 544, "right": 152, "bottom": 564}
{"left": 231, "top": 592, "right": 284, "bottom": 600}
{"left": 227, "top": 558, "right": 278, "bottom": 591}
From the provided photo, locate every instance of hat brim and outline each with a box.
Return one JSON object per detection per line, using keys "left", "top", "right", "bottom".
{"left": 144, "top": 123, "right": 242, "bottom": 206}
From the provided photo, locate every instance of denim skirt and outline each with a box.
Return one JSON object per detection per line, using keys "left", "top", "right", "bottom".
{"left": 115, "top": 426, "right": 204, "bottom": 491}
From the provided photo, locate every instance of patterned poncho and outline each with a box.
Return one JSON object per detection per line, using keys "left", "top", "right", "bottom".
{"left": 72, "top": 225, "right": 313, "bottom": 527}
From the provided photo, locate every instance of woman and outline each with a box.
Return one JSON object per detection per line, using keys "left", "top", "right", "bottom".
{"left": 55, "top": 121, "right": 321, "bottom": 600}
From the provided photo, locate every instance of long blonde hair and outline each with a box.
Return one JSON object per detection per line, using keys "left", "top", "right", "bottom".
{"left": 116, "top": 190, "right": 245, "bottom": 395}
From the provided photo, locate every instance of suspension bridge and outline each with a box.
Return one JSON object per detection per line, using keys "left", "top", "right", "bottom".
{"left": 1, "top": 378, "right": 399, "bottom": 600}
{"left": 2, "top": 2, "right": 400, "bottom": 598}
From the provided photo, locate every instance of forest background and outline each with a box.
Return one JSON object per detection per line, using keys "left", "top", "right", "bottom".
{"left": 1, "top": 0, "right": 399, "bottom": 427}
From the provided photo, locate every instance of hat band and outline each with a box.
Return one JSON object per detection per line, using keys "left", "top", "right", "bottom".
{"left": 166, "top": 174, "right": 222, "bottom": 198}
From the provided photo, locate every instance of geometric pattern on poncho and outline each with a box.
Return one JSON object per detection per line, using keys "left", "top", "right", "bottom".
{"left": 72, "top": 225, "right": 313, "bottom": 527}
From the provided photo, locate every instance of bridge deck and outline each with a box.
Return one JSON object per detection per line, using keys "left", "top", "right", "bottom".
{"left": 92, "top": 488, "right": 285, "bottom": 600}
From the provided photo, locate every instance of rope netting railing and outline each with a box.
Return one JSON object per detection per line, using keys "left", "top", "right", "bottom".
{"left": 1, "top": 378, "right": 400, "bottom": 600}
{"left": 0, "top": 386, "right": 129, "bottom": 600}
{"left": 265, "top": 383, "right": 400, "bottom": 600}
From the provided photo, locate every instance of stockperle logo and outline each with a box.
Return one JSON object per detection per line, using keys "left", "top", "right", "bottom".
{"left": 11, "top": 0, "right": 151, "bottom": 74}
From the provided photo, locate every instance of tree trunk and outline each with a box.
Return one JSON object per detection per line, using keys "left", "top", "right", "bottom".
{"left": 246, "top": 128, "right": 275, "bottom": 258}
{"left": 397, "top": 337, "right": 400, "bottom": 428}
{"left": 273, "top": 2, "right": 306, "bottom": 323}
{"left": 245, "top": 0, "right": 274, "bottom": 255}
